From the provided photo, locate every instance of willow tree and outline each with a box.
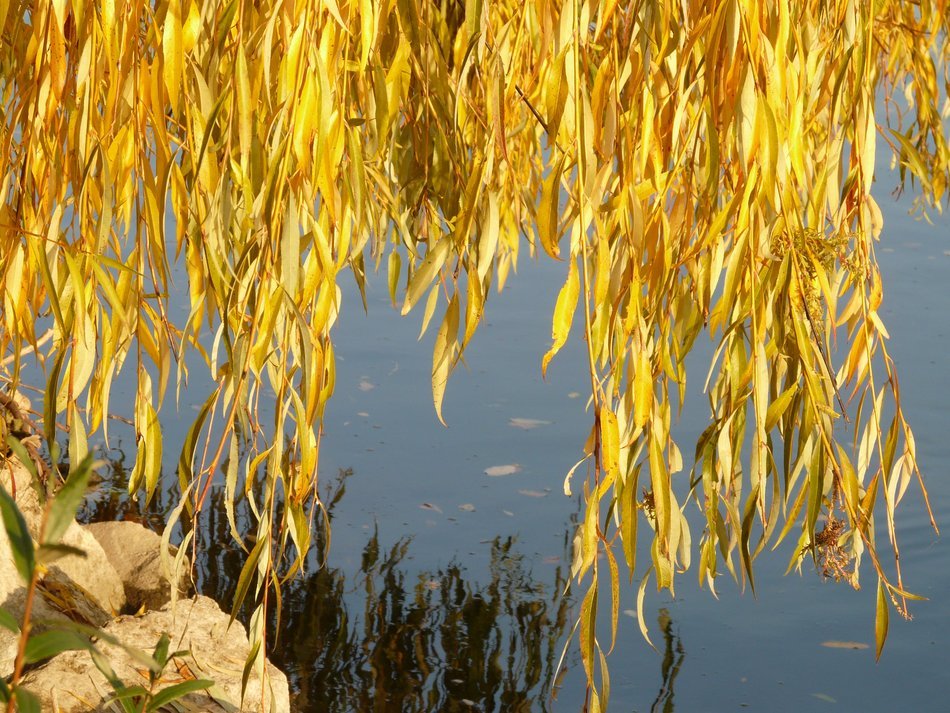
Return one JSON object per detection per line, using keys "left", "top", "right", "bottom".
{"left": 0, "top": 0, "right": 947, "bottom": 707}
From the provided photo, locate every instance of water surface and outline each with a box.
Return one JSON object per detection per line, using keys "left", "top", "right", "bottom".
{"left": 79, "top": 169, "right": 950, "bottom": 712}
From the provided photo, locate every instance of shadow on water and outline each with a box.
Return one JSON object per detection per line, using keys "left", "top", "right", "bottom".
{"left": 80, "top": 460, "right": 599, "bottom": 712}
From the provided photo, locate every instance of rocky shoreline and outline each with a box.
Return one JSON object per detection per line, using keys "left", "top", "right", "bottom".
{"left": 1, "top": 395, "right": 290, "bottom": 712}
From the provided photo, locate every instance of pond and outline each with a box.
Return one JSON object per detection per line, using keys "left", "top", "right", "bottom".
{"left": 77, "top": 161, "right": 949, "bottom": 712}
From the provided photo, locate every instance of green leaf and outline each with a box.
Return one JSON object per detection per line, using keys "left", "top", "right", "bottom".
{"left": 146, "top": 679, "right": 214, "bottom": 711}
{"left": 178, "top": 391, "right": 216, "bottom": 498}
{"left": 229, "top": 533, "right": 267, "bottom": 624}
{"left": 0, "top": 483, "right": 35, "bottom": 581}
{"left": 57, "top": 621, "right": 161, "bottom": 673}
{"left": 43, "top": 453, "right": 95, "bottom": 545}
{"left": 24, "top": 629, "right": 93, "bottom": 664}
{"left": 90, "top": 647, "right": 138, "bottom": 713}
{"left": 105, "top": 684, "right": 150, "bottom": 713}
{"left": 0, "top": 607, "right": 20, "bottom": 633}
{"left": 107, "top": 686, "right": 151, "bottom": 701}
{"left": 619, "top": 473, "right": 639, "bottom": 579}
{"left": 579, "top": 579, "right": 597, "bottom": 683}
{"left": 740, "top": 484, "right": 759, "bottom": 596}
{"left": 35, "top": 543, "right": 87, "bottom": 565}
{"left": 13, "top": 687, "right": 41, "bottom": 713}
{"left": 152, "top": 632, "right": 171, "bottom": 671}
{"left": 241, "top": 637, "right": 262, "bottom": 697}
{"left": 875, "top": 579, "right": 889, "bottom": 661}
{"left": 4, "top": 435, "right": 38, "bottom": 489}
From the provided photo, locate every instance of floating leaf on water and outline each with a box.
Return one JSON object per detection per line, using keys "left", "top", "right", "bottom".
{"left": 357, "top": 411, "right": 369, "bottom": 417}
{"left": 509, "top": 417, "right": 551, "bottom": 430}
{"left": 820, "top": 641, "right": 869, "bottom": 650}
{"left": 358, "top": 378, "right": 375, "bottom": 392}
{"left": 567, "top": 391, "right": 581, "bottom": 399}
{"left": 502, "top": 510, "right": 514, "bottom": 517}
{"left": 518, "top": 489, "right": 548, "bottom": 498}
{"left": 622, "top": 609, "right": 636, "bottom": 618}
{"left": 420, "top": 502, "right": 442, "bottom": 513}
{"left": 485, "top": 464, "right": 522, "bottom": 476}
{"left": 812, "top": 693, "right": 837, "bottom": 703}
{"left": 458, "top": 503, "right": 476, "bottom": 512}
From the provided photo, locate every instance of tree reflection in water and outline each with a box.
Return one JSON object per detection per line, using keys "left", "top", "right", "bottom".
{"left": 80, "top": 462, "right": 579, "bottom": 711}
{"left": 648, "top": 609, "right": 685, "bottom": 713}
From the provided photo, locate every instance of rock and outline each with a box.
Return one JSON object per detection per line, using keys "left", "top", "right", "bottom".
{"left": 20, "top": 595, "right": 291, "bottom": 712}
{"left": 84, "top": 520, "right": 191, "bottom": 611}
{"left": 43, "top": 522, "right": 126, "bottom": 617}
{"left": 0, "top": 512, "right": 74, "bottom": 677}
{"left": 1, "top": 460, "right": 99, "bottom": 676}
{"left": 0, "top": 458, "right": 126, "bottom": 617}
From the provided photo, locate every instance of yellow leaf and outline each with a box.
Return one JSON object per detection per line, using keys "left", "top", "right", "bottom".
{"left": 359, "top": 0, "right": 376, "bottom": 70}
{"left": 633, "top": 350, "right": 652, "bottom": 429}
{"left": 235, "top": 44, "right": 252, "bottom": 164}
{"left": 387, "top": 250, "right": 402, "bottom": 306}
{"left": 48, "top": 24, "right": 66, "bottom": 104}
{"left": 859, "top": 103, "right": 877, "bottom": 197}
{"left": 765, "top": 384, "right": 798, "bottom": 431}
{"left": 538, "top": 152, "right": 566, "bottom": 260}
{"left": 477, "top": 192, "right": 499, "bottom": 282}
{"left": 753, "top": 341, "right": 768, "bottom": 431}
{"left": 418, "top": 285, "right": 440, "bottom": 339}
{"left": 600, "top": 405, "right": 620, "bottom": 482}
{"left": 281, "top": 197, "right": 300, "bottom": 293}
{"left": 594, "top": 0, "right": 621, "bottom": 42}
{"left": 648, "top": 430, "right": 671, "bottom": 563}
{"left": 402, "top": 238, "right": 450, "bottom": 315}
{"left": 0, "top": 0, "right": 10, "bottom": 37}
{"left": 322, "top": 0, "right": 348, "bottom": 30}
{"left": 544, "top": 48, "right": 569, "bottom": 144}
{"left": 542, "top": 260, "right": 579, "bottom": 377}
{"left": 182, "top": 1, "right": 201, "bottom": 53}
{"left": 432, "top": 295, "right": 459, "bottom": 425}
{"left": 163, "top": 0, "right": 183, "bottom": 114}
{"left": 579, "top": 581, "right": 598, "bottom": 683}
{"left": 463, "top": 267, "right": 483, "bottom": 347}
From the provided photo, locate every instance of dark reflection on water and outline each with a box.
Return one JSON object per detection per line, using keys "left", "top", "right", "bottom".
{"left": 77, "top": 443, "right": 176, "bottom": 532}
{"left": 263, "top": 531, "right": 573, "bottom": 712}
{"left": 79, "top": 459, "right": 585, "bottom": 712}
{"left": 646, "top": 609, "right": 685, "bottom": 713}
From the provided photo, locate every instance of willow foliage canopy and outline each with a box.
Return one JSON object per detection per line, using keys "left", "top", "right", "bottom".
{"left": 1, "top": 0, "right": 948, "bottom": 706}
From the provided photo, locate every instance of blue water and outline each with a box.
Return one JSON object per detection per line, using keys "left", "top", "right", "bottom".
{"left": 312, "top": 185, "right": 950, "bottom": 711}
{"left": 72, "top": 158, "right": 950, "bottom": 711}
